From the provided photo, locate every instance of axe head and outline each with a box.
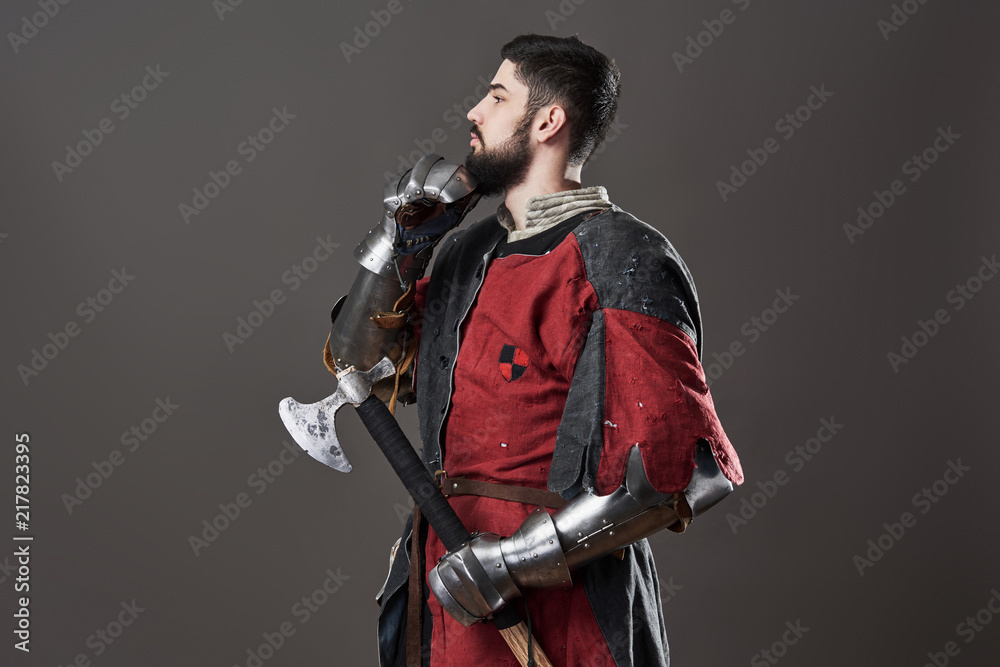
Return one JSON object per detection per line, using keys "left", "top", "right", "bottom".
{"left": 278, "top": 356, "right": 397, "bottom": 473}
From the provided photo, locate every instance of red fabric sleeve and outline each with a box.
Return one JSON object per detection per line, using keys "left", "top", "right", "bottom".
{"left": 597, "top": 308, "right": 744, "bottom": 494}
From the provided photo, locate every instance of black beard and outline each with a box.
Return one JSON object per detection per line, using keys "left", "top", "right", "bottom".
{"left": 464, "top": 117, "right": 533, "bottom": 198}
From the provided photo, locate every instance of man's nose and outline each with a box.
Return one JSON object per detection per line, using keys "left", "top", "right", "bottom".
{"left": 467, "top": 99, "right": 486, "bottom": 124}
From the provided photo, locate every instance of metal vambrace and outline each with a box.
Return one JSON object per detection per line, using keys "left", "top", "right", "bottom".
{"left": 428, "top": 441, "right": 734, "bottom": 626}
{"left": 326, "top": 155, "right": 478, "bottom": 398}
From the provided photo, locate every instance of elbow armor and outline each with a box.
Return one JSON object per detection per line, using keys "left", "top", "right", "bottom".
{"left": 428, "top": 441, "right": 733, "bottom": 626}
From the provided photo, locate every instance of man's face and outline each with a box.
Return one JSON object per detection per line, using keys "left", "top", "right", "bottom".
{"left": 465, "top": 59, "right": 536, "bottom": 198}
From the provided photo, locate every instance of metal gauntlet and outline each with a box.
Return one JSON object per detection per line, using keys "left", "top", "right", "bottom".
{"left": 428, "top": 442, "right": 733, "bottom": 625}
{"left": 325, "top": 154, "right": 479, "bottom": 400}
{"left": 355, "top": 153, "right": 479, "bottom": 283}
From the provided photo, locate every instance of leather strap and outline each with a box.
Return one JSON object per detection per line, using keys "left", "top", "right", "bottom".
{"left": 666, "top": 492, "right": 693, "bottom": 534}
{"left": 439, "top": 475, "right": 627, "bottom": 559}
{"left": 440, "top": 476, "right": 567, "bottom": 510}
{"left": 372, "top": 281, "right": 416, "bottom": 329}
{"left": 406, "top": 505, "right": 424, "bottom": 667}
{"left": 322, "top": 332, "right": 338, "bottom": 376}
{"left": 387, "top": 334, "right": 418, "bottom": 416}
{"left": 371, "top": 310, "right": 408, "bottom": 329}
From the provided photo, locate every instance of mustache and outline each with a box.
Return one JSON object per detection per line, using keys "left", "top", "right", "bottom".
{"left": 469, "top": 125, "right": 483, "bottom": 143}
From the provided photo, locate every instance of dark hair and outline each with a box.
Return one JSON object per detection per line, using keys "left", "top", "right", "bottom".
{"left": 500, "top": 34, "right": 621, "bottom": 166}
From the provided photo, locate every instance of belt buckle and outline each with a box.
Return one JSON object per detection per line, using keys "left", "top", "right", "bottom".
{"left": 434, "top": 469, "right": 448, "bottom": 495}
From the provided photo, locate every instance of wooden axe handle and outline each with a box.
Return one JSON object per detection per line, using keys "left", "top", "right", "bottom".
{"left": 355, "top": 395, "right": 553, "bottom": 667}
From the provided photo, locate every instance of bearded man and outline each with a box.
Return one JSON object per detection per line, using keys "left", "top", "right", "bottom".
{"left": 324, "top": 33, "right": 744, "bottom": 667}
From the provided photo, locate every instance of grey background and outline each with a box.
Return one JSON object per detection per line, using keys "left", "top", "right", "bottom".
{"left": 2, "top": 0, "right": 998, "bottom": 665}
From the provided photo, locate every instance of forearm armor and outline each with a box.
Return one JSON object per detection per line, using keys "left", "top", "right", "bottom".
{"left": 325, "top": 155, "right": 479, "bottom": 400}
{"left": 428, "top": 441, "right": 733, "bottom": 626}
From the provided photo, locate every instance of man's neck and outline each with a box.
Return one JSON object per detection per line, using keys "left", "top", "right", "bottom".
{"left": 503, "top": 165, "right": 584, "bottom": 231}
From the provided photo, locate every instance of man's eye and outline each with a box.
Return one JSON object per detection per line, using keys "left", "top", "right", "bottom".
{"left": 493, "top": 96, "right": 502, "bottom": 103}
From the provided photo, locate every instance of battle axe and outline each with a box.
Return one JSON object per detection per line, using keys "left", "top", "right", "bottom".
{"left": 279, "top": 356, "right": 552, "bottom": 667}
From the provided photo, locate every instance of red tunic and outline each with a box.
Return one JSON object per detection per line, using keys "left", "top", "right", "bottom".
{"left": 411, "top": 221, "right": 741, "bottom": 666}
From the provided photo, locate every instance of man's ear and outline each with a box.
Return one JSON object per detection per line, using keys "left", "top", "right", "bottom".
{"left": 534, "top": 105, "right": 568, "bottom": 144}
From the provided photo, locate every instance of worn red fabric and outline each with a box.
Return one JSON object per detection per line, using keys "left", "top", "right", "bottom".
{"left": 598, "top": 308, "right": 743, "bottom": 493}
{"left": 405, "top": 229, "right": 741, "bottom": 665}
{"left": 423, "top": 240, "right": 613, "bottom": 666}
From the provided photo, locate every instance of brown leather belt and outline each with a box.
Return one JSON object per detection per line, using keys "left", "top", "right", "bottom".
{"left": 437, "top": 472, "right": 568, "bottom": 509}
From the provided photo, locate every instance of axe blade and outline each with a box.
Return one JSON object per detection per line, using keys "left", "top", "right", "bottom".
{"left": 278, "top": 356, "right": 397, "bottom": 473}
{"left": 279, "top": 394, "right": 354, "bottom": 472}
